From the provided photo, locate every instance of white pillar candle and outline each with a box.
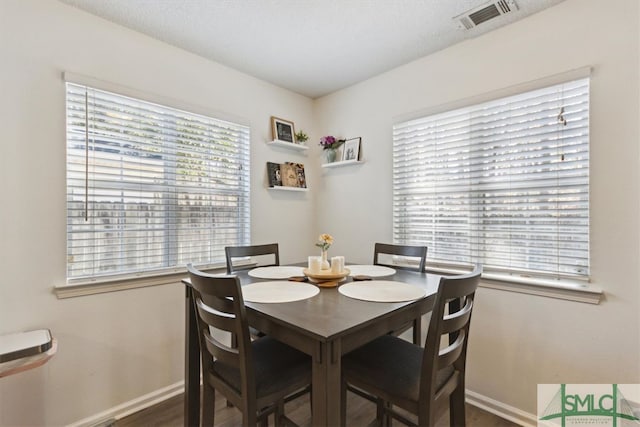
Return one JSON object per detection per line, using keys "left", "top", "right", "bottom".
{"left": 308, "top": 256, "right": 321, "bottom": 273}
{"left": 331, "top": 256, "right": 341, "bottom": 273}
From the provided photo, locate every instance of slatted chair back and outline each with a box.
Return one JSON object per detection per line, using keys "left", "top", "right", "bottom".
{"left": 186, "top": 264, "right": 256, "bottom": 413}
{"left": 418, "top": 265, "right": 483, "bottom": 426}
{"left": 373, "top": 243, "right": 428, "bottom": 272}
{"left": 373, "top": 243, "right": 429, "bottom": 344}
{"left": 225, "top": 243, "right": 280, "bottom": 274}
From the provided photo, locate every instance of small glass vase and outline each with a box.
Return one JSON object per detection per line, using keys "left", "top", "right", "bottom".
{"left": 320, "top": 249, "right": 330, "bottom": 270}
{"left": 325, "top": 148, "right": 337, "bottom": 163}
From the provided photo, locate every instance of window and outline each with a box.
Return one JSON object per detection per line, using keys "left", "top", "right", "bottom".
{"left": 65, "top": 82, "right": 250, "bottom": 281}
{"left": 392, "top": 78, "right": 589, "bottom": 280}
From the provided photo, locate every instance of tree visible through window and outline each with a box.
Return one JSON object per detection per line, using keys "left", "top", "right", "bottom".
{"left": 392, "top": 78, "right": 589, "bottom": 280}
{"left": 65, "top": 83, "right": 250, "bottom": 280}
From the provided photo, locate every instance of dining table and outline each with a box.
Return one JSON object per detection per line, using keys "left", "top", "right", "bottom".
{"left": 181, "top": 264, "right": 441, "bottom": 427}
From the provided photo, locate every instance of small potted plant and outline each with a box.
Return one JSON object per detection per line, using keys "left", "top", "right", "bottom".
{"left": 295, "top": 130, "right": 309, "bottom": 145}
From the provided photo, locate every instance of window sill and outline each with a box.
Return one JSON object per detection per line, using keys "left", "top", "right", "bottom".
{"left": 54, "top": 271, "right": 188, "bottom": 299}
{"left": 423, "top": 266, "right": 602, "bottom": 304}
{"left": 56, "top": 262, "right": 603, "bottom": 304}
{"left": 54, "top": 264, "right": 232, "bottom": 299}
{"left": 479, "top": 273, "right": 602, "bottom": 304}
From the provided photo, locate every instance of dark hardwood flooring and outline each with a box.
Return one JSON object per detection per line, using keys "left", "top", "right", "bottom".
{"left": 116, "top": 390, "right": 520, "bottom": 426}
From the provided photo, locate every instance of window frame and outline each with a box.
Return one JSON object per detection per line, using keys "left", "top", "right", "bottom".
{"left": 63, "top": 74, "right": 251, "bottom": 286}
{"left": 392, "top": 71, "right": 591, "bottom": 284}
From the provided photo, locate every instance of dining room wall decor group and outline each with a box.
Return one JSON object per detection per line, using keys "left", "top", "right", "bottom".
{"left": 266, "top": 115, "right": 363, "bottom": 191}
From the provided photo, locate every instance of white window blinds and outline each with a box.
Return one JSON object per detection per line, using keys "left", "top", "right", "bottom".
{"left": 393, "top": 77, "right": 589, "bottom": 280}
{"left": 65, "top": 82, "right": 250, "bottom": 281}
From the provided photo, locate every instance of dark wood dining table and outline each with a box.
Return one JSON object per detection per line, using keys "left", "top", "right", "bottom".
{"left": 182, "top": 265, "right": 441, "bottom": 426}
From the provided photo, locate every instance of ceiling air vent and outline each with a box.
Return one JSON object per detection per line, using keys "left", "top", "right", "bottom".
{"left": 454, "top": 0, "right": 519, "bottom": 30}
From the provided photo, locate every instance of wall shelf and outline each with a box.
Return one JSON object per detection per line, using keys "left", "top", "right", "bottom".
{"left": 268, "top": 186, "right": 308, "bottom": 192}
{"left": 267, "top": 140, "right": 309, "bottom": 152}
{"left": 321, "top": 160, "right": 364, "bottom": 168}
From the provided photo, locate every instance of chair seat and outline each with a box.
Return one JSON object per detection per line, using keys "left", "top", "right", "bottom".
{"left": 213, "top": 336, "right": 311, "bottom": 400}
{"left": 343, "top": 335, "right": 453, "bottom": 405}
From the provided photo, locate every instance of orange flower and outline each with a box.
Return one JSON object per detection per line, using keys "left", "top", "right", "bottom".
{"left": 315, "top": 233, "right": 334, "bottom": 250}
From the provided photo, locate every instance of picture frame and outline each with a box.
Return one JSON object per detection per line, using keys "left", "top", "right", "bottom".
{"left": 271, "top": 116, "right": 296, "bottom": 144}
{"left": 341, "top": 137, "right": 361, "bottom": 161}
{"left": 287, "top": 162, "right": 307, "bottom": 188}
{"left": 266, "top": 162, "right": 282, "bottom": 187}
{"left": 280, "top": 163, "right": 300, "bottom": 187}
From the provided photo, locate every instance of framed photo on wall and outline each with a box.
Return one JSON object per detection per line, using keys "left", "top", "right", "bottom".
{"left": 271, "top": 116, "right": 296, "bottom": 143}
{"left": 287, "top": 162, "right": 307, "bottom": 188}
{"left": 266, "top": 162, "right": 282, "bottom": 187}
{"left": 280, "top": 163, "right": 299, "bottom": 187}
{"left": 342, "top": 137, "right": 361, "bottom": 161}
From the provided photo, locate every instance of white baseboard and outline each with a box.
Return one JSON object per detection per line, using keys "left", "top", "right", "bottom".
{"left": 67, "top": 381, "right": 184, "bottom": 427}
{"left": 67, "top": 382, "right": 534, "bottom": 427}
{"left": 466, "top": 389, "right": 537, "bottom": 427}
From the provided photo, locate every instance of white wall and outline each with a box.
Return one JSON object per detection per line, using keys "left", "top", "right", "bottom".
{"left": 0, "top": 1, "right": 317, "bottom": 425}
{"left": 2, "top": 0, "right": 639, "bottom": 425}
{"left": 315, "top": 0, "right": 640, "bottom": 418}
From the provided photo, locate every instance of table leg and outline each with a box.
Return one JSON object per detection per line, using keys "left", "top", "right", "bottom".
{"left": 184, "top": 286, "right": 200, "bottom": 427}
{"left": 311, "top": 339, "right": 342, "bottom": 426}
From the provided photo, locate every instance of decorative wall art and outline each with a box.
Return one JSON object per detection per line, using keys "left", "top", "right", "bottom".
{"left": 271, "top": 116, "right": 296, "bottom": 143}
{"left": 342, "top": 137, "right": 361, "bottom": 161}
{"left": 267, "top": 162, "right": 306, "bottom": 188}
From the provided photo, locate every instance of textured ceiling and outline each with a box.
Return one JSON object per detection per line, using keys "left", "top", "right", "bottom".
{"left": 58, "top": 0, "right": 566, "bottom": 98}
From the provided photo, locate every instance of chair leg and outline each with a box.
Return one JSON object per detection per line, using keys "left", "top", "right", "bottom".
{"left": 274, "top": 400, "right": 285, "bottom": 427}
{"left": 201, "top": 383, "right": 215, "bottom": 427}
{"left": 375, "top": 398, "right": 384, "bottom": 424}
{"left": 226, "top": 332, "right": 237, "bottom": 408}
{"left": 341, "top": 378, "right": 347, "bottom": 427}
{"left": 384, "top": 401, "right": 392, "bottom": 427}
{"left": 449, "top": 385, "right": 466, "bottom": 427}
{"left": 412, "top": 317, "right": 422, "bottom": 345}
{"left": 376, "top": 398, "right": 392, "bottom": 427}
{"left": 246, "top": 411, "right": 258, "bottom": 427}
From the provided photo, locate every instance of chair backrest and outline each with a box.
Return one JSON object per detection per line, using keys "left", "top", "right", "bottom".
{"left": 186, "top": 264, "right": 256, "bottom": 407}
{"left": 418, "top": 265, "right": 482, "bottom": 425}
{"left": 373, "top": 243, "right": 427, "bottom": 272}
{"left": 225, "top": 243, "right": 280, "bottom": 274}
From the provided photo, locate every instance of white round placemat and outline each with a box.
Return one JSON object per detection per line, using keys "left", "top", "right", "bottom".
{"left": 338, "top": 281, "right": 426, "bottom": 302}
{"left": 346, "top": 265, "right": 396, "bottom": 277}
{"left": 242, "top": 281, "right": 319, "bottom": 303}
{"left": 248, "top": 266, "right": 305, "bottom": 279}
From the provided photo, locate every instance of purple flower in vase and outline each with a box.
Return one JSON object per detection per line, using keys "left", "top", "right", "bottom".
{"left": 319, "top": 135, "right": 345, "bottom": 150}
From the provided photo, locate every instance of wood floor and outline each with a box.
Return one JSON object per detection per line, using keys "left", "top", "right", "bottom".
{"left": 116, "top": 390, "right": 520, "bottom": 427}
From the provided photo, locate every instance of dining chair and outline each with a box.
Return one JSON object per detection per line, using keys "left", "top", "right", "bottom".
{"left": 187, "top": 264, "right": 311, "bottom": 426}
{"left": 341, "top": 265, "right": 483, "bottom": 427}
{"left": 373, "top": 243, "right": 427, "bottom": 272}
{"left": 374, "top": 243, "right": 428, "bottom": 345}
{"left": 225, "top": 243, "right": 280, "bottom": 274}
{"left": 225, "top": 244, "right": 280, "bottom": 342}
